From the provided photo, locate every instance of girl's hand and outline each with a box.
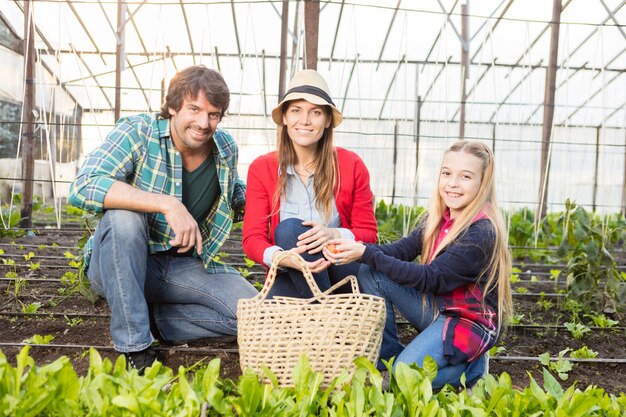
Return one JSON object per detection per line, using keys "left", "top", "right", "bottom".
{"left": 322, "top": 238, "right": 366, "bottom": 266}
{"left": 272, "top": 245, "right": 331, "bottom": 273}
{"left": 296, "top": 221, "right": 340, "bottom": 254}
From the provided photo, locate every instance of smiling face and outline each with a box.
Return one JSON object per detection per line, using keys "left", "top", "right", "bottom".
{"left": 438, "top": 150, "right": 484, "bottom": 218}
{"left": 282, "top": 99, "right": 331, "bottom": 152}
{"left": 168, "top": 91, "right": 222, "bottom": 154}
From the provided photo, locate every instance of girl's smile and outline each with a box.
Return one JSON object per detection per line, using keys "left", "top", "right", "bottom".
{"left": 438, "top": 151, "right": 483, "bottom": 218}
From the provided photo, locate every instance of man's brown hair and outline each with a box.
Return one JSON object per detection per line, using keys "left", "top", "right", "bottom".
{"left": 159, "top": 65, "right": 230, "bottom": 119}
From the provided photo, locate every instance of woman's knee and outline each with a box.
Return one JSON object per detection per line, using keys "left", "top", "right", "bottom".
{"left": 274, "top": 218, "right": 306, "bottom": 248}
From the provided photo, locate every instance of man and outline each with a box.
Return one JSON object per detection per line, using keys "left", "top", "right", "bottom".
{"left": 69, "top": 65, "right": 258, "bottom": 373}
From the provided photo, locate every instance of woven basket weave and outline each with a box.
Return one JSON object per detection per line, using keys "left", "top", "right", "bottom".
{"left": 237, "top": 251, "right": 386, "bottom": 386}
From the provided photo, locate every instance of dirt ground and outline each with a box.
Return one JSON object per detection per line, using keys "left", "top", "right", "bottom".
{"left": 0, "top": 228, "right": 624, "bottom": 395}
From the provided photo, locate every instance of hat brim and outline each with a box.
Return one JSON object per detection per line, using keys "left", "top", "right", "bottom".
{"left": 271, "top": 92, "right": 343, "bottom": 128}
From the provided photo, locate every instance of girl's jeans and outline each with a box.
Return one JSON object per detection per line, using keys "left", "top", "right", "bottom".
{"left": 358, "top": 264, "right": 488, "bottom": 390}
{"left": 87, "top": 209, "right": 258, "bottom": 353}
{"left": 267, "top": 218, "right": 359, "bottom": 297}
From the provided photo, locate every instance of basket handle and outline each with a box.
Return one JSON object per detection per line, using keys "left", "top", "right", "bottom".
{"left": 257, "top": 250, "right": 360, "bottom": 300}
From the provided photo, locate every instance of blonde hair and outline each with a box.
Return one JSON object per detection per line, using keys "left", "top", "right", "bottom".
{"left": 272, "top": 102, "right": 338, "bottom": 223}
{"left": 421, "top": 140, "right": 513, "bottom": 329}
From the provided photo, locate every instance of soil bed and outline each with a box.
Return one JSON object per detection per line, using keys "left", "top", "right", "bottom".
{"left": 1, "top": 228, "right": 624, "bottom": 395}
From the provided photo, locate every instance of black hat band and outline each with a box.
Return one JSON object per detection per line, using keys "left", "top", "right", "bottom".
{"left": 283, "top": 85, "right": 335, "bottom": 107}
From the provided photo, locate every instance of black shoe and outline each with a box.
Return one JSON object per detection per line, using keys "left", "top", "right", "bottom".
{"left": 123, "top": 347, "right": 158, "bottom": 375}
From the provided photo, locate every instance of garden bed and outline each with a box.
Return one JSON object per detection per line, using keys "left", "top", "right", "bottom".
{"left": 0, "top": 226, "right": 625, "bottom": 395}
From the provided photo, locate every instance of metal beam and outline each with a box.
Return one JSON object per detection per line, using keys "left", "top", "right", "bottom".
{"left": 598, "top": 0, "right": 626, "bottom": 40}
{"left": 378, "top": 55, "right": 405, "bottom": 120}
{"left": 421, "top": 0, "right": 459, "bottom": 74}
{"left": 538, "top": 0, "right": 562, "bottom": 219}
{"left": 505, "top": 0, "right": 573, "bottom": 79}
{"left": 304, "top": 0, "right": 320, "bottom": 70}
{"left": 340, "top": 53, "right": 358, "bottom": 114}
{"left": 597, "top": 98, "right": 625, "bottom": 127}
{"left": 470, "top": 0, "right": 515, "bottom": 62}
{"left": 115, "top": 0, "right": 125, "bottom": 122}
{"left": 421, "top": 56, "right": 452, "bottom": 103}
{"left": 278, "top": 0, "right": 289, "bottom": 101}
{"left": 179, "top": 0, "right": 196, "bottom": 65}
{"left": 72, "top": 45, "right": 113, "bottom": 109}
{"left": 593, "top": 47, "right": 625, "bottom": 79}
{"left": 450, "top": 59, "right": 497, "bottom": 122}
{"left": 261, "top": 50, "right": 267, "bottom": 116}
{"left": 20, "top": 0, "right": 36, "bottom": 229}
{"left": 376, "top": 0, "right": 401, "bottom": 71}
{"left": 459, "top": 3, "right": 469, "bottom": 139}
{"left": 230, "top": 0, "right": 243, "bottom": 70}
{"left": 328, "top": 0, "right": 345, "bottom": 69}
{"left": 563, "top": 1, "right": 624, "bottom": 72}
{"left": 488, "top": 59, "right": 544, "bottom": 123}
{"left": 561, "top": 70, "right": 623, "bottom": 124}
{"left": 66, "top": 0, "right": 107, "bottom": 66}
{"left": 13, "top": 1, "right": 56, "bottom": 61}
{"left": 523, "top": 62, "right": 588, "bottom": 125}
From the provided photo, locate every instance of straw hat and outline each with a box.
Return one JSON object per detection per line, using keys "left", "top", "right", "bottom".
{"left": 271, "top": 69, "right": 343, "bottom": 128}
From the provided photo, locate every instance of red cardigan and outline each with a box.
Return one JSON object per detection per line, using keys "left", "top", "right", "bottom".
{"left": 242, "top": 147, "right": 378, "bottom": 265}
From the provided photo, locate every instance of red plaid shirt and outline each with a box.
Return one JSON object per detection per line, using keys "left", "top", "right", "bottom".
{"left": 432, "top": 209, "right": 497, "bottom": 364}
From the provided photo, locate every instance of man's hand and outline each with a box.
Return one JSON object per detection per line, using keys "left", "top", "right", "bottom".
{"left": 162, "top": 196, "right": 203, "bottom": 255}
{"left": 296, "top": 221, "right": 340, "bottom": 254}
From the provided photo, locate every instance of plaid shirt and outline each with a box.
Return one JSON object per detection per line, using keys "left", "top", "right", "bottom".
{"left": 69, "top": 113, "right": 246, "bottom": 274}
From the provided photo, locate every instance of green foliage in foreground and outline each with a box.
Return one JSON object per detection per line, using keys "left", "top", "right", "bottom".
{"left": 1, "top": 347, "right": 625, "bottom": 416}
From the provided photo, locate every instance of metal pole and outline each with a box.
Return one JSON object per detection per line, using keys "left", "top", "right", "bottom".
{"left": 413, "top": 95, "right": 422, "bottom": 207}
{"left": 304, "top": 0, "right": 319, "bottom": 70}
{"left": 20, "top": 0, "right": 36, "bottom": 228}
{"left": 592, "top": 127, "right": 600, "bottom": 212}
{"left": 114, "top": 0, "right": 126, "bottom": 123}
{"left": 459, "top": 3, "right": 469, "bottom": 140}
{"left": 622, "top": 129, "right": 626, "bottom": 217}
{"left": 538, "top": 0, "right": 561, "bottom": 218}
{"left": 278, "top": 0, "right": 289, "bottom": 101}
{"left": 392, "top": 121, "right": 398, "bottom": 205}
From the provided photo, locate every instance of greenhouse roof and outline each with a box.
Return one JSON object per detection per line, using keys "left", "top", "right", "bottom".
{"left": 0, "top": 0, "right": 624, "bottom": 128}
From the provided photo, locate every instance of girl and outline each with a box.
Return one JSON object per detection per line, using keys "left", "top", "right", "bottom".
{"left": 242, "top": 69, "right": 377, "bottom": 297}
{"left": 323, "top": 140, "right": 513, "bottom": 389}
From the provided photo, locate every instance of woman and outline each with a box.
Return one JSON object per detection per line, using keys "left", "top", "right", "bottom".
{"left": 242, "top": 69, "right": 377, "bottom": 297}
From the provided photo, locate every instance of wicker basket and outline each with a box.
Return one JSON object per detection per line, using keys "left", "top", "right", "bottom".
{"left": 237, "top": 250, "right": 386, "bottom": 386}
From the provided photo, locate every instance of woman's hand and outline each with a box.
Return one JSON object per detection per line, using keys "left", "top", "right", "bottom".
{"left": 296, "top": 221, "right": 340, "bottom": 254}
{"left": 322, "top": 238, "right": 366, "bottom": 266}
{"left": 272, "top": 245, "right": 332, "bottom": 273}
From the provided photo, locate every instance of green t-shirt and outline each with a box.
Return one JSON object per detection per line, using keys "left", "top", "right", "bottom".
{"left": 183, "top": 154, "right": 220, "bottom": 224}
{"left": 172, "top": 155, "right": 219, "bottom": 257}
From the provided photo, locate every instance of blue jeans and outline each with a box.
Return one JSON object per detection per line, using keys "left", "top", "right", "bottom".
{"left": 87, "top": 209, "right": 258, "bottom": 353}
{"left": 268, "top": 218, "right": 359, "bottom": 298}
{"left": 358, "top": 264, "right": 488, "bottom": 390}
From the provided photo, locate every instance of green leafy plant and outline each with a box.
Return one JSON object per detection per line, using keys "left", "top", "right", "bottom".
{"left": 564, "top": 321, "right": 591, "bottom": 340}
{"left": 536, "top": 292, "right": 554, "bottom": 312}
{"left": 585, "top": 313, "right": 619, "bottom": 329}
{"left": 64, "top": 315, "right": 83, "bottom": 327}
{"left": 539, "top": 348, "right": 574, "bottom": 381}
{"left": 570, "top": 346, "right": 598, "bottom": 359}
{"left": 22, "top": 334, "right": 55, "bottom": 345}
{"left": 19, "top": 301, "right": 42, "bottom": 314}
{"left": 557, "top": 199, "right": 625, "bottom": 314}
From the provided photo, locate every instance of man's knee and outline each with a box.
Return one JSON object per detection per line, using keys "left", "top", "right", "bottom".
{"left": 98, "top": 209, "right": 148, "bottom": 241}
